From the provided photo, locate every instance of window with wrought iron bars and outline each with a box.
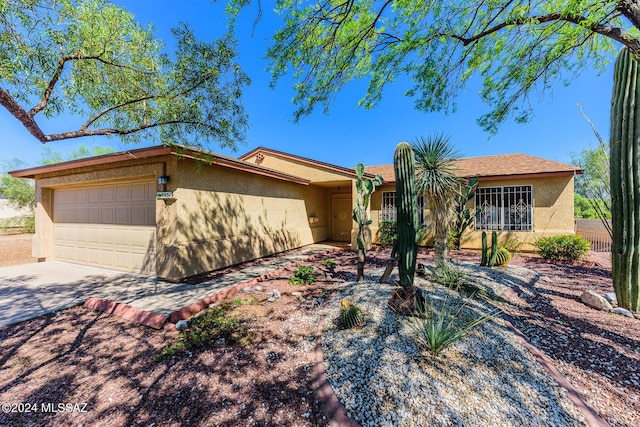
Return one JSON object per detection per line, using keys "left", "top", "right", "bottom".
{"left": 380, "top": 191, "right": 426, "bottom": 225}
{"left": 475, "top": 185, "right": 533, "bottom": 231}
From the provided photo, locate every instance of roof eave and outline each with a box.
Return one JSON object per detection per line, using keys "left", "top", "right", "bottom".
{"left": 240, "top": 146, "right": 377, "bottom": 180}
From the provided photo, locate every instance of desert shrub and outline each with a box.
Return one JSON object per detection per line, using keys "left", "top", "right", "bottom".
{"left": 157, "top": 307, "right": 248, "bottom": 361}
{"left": 289, "top": 266, "right": 318, "bottom": 285}
{"left": 232, "top": 296, "right": 257, "bottom": 308}
{"left": 378, "top": 221, "right": 398, "bottom": 248}
{"left": 430, "top": 263, "right": 466, "bottom": 289}
{"left": 406, "top": 296, "right": 498, "bottom": 356}
{"left": 534, "top": 234, "right": 590, "bottom": 261}
{"left": 0, "top": 215, "right": 34, "bottom": 234}
{"left": 446, "top": 230, "right": 458, "bottom": 250}
{"left": 501, "top": 237, "right": 523, "bottom": 253}
{"left": 321, "top": 259, "right": 336, "bottom": 268}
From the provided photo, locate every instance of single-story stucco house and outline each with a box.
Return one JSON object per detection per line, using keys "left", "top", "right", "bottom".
{"left": 10, "top": 145, "right": 580, "bottom": 281}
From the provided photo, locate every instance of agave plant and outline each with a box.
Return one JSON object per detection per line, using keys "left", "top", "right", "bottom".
{"left": 412, "top": 134, "right": 462, "bottom": 265}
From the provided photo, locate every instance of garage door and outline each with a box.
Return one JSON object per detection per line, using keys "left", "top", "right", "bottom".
{"left": 53, "top": 181, "right": 156, "bottom": 274}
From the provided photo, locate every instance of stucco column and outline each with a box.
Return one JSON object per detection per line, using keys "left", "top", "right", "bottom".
{"left": 33, "top": 185, "right": 54, "bottom": 259}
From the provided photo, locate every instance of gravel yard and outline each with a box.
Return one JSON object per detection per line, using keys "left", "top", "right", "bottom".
{"left": 0, "top": 244, "right": 638, "bottom": 426}
{"left": 0, "top": 233, "right": 36, "bottom": 267}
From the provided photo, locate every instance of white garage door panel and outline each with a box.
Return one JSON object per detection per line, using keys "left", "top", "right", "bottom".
{"left": 53, "top": 182, "right": 156, "bottom": 274}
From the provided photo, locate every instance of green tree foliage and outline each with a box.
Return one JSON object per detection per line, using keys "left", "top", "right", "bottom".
{"left": 0, "top": 145, "right": 115, "bottom": 209}
{"left": 0, "top": 159, "right": 35, "bottom": 209}
{"left": 228, "top": 0, "right": 633, "bottom": 133}
{"left": 575, "top": 193, "right": 611, "bottom": 219}
{"left": 40, "top": 145, "right": 116, "bottom": 165}
{"left": 1, "top": 0, "right": 249, "bottom": 147}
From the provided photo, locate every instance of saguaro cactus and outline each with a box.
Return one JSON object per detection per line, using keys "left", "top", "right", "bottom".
{"left": 353, "top": 163, "right": 383, "bottom": 282}
{"left": 488, "top": 231, "right": 499, "bottom": 268}
{"left": 481, "top": 231, "right": 488, "bottom": 267}
{"left": 610, "top": 47, "right": 640, "bottom": 312}
{"left": 394, "top": 142, "right": 419, "bottom": 287}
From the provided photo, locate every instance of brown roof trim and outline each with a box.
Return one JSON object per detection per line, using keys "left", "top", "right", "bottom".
{"left": 377, "top": 170, "right": 580, "bottom": 185}
{"left": 239, "top": 146, "right": 378, "bottom": 180}
{"left": 10, "top": 146, "right": 172, "bottom": 179}
{"left": 10, "top": 145, "right": 311, "bottom": 185}
{"left": 476, "top": 170, "right": 580, "bottom": 182}
{"left": 175, "top": 149, "right": 310, "bottom": 185}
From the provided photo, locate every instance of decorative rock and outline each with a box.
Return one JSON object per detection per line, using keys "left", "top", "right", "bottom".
{"left": 175, "top": 320, "right": 190, "bottom": 330}
{"left": 214, "top": 338, "right": 225, "bottom": 346}
{"left": 611, "top": 307, "right": 635, "bottom": 318}
{"left": 291, "top": 291, "right": 303, "bottom": 297}
{"left": 605, "top": 292, "right": 618, "bottom": 304}
{"left": 580, "top": 290, "right": 613, "bottom": 311}
{"left": 388, "top": 286, "right": 425, "bottom": 316}
{"left": 267, "top": 297, "right": 276, "bottom": 303}
{"left": 271, "top": 289, "right": 281, "bottom": 299}
{"left": 255, "top": 285, "right": 264, "bottom": 291}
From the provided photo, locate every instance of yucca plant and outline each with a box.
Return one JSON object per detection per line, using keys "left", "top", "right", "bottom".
{"left": 412, "top": 134, "right": 462, "bottom": 266}
{"left": 406, "top": 296, "right": 497, "bottom": 356}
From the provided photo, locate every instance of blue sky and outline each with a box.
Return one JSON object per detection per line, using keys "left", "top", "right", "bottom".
{"left": 1, "top": 0, "right": 614, "bottom": 170}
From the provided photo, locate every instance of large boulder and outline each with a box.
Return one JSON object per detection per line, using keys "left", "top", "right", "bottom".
{"left": 580, "top": 290, "right": 613, "bottom": 311}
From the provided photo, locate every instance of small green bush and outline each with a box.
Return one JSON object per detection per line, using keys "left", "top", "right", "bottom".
{"left": 534, "top": 234, "right": 590, "bottom": 261}
{"left": 501, "top": 237, "right": 523, "bottom": 254}
{"left": 406, "top": 296, "right": 498, "bottom": 356}
{"left": 378, "top": 221, "right": 398, "bottom": 248}
{"left": 157, "top": 307, "right": 248, "bottom": 361}
{"left": 321, "top": 259, "right": 336, "bottom": 268}
{"left": 232, "top": 296, "right": 257, "bottom": 308}
{"left": 289, "top": 266, "right": 318, "bottom": 285}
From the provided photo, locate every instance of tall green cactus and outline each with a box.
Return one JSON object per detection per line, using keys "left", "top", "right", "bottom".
{"left": 394, "top": 142, "right": 419, "bottom": 287}
{"left": 353, "top": 163, "right": 383, "bottom": 282}
{"left": 610, "top": 47, "right": 640, "bottom": 312}
{"left": 480, "top": 231, "right": 488, "bottom": 266}
{"left": 488, "top": 231, "right": 498, "bottom": 268}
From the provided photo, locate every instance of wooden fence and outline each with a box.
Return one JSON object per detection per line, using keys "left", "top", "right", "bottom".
{"left": 576, "top": 230, "right": 612, "bottom": 252}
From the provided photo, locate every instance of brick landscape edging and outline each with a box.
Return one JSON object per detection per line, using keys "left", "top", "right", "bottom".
{"left": 166, "top": 247, "right": 345, "bottom": 326}
{"left": 84, "top": 297, "right": 167, "bottom": 329}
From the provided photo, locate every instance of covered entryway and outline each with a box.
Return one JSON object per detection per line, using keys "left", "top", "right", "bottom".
{"left": 53, "top": 181, "right": 156, "bottom": 274}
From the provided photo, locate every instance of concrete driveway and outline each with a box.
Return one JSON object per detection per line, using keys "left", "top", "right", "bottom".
{"left": 0, "top": 244, "right": 340, "bottom": 328}
{"left": 0, "top": 261, "right": 163, "bottom": 327}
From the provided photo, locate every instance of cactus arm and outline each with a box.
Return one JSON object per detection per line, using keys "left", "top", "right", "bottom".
{"left": 488, "top": 231, "right": 498, "bottom": 268}
{"left": 481, "top": 231, "right": 488, "bottom": 266}
{"left": 353, "top": 163, "right": 382, "bottom": 282}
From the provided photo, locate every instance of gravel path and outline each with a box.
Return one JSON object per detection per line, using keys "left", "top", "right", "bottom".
{"left": 322, "top": 266, "right": 587, "bottom": 426}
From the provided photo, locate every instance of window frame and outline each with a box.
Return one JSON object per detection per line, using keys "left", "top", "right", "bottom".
{"left": 380, "top": 191, "right": 426, "bottom": 226}
{"left": 474, "top": 185, "right": 533, "bottom": 231}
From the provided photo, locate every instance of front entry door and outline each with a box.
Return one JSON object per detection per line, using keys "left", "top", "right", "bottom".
{"left": 332, "top": 196, "right": 352, "bottom": 241}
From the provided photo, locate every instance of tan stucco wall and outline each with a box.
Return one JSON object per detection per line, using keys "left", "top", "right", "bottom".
{"left": 244, "top": 151, "right": 355, "bottom": 184}
{"left": 31, "top": 155, "right": 334, "bottom": 280}
{"left": 368, "top": 176, "right": 576, "bottom": 251}
{"left": 157, "top": 158, "right": 329, "bottom": 280}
